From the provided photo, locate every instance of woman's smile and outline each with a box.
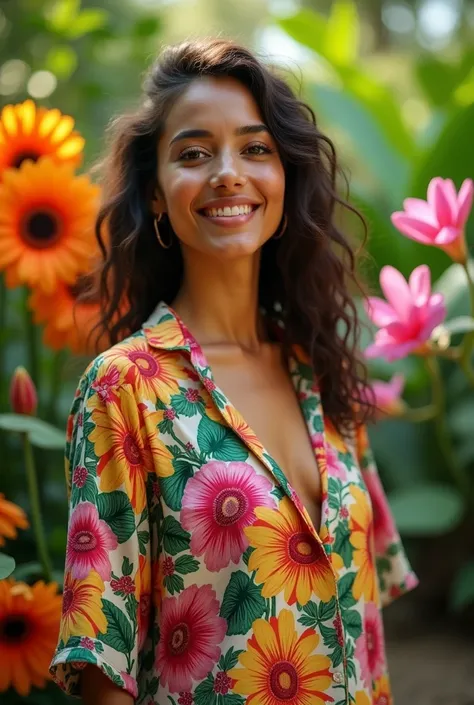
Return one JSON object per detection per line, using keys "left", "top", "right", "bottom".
{"left": 197, "top": 197, "right": 261, "bottom": 229}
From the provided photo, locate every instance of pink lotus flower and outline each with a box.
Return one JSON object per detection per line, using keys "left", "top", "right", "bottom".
{"left": 355, "top": 602, "right": 386, "bottom": 687}
{"left": 65, "top": 501, "right": 118, "bottom": 580}
{"left": 156, "top": 584, "right": 226, "bottom": 692}
{"left": 365, "top": 265, "right": 446, "bottom": 361}
{"left": 391, "top": 177, "right": 473, "bottom": 263}
{"left": 363, "top": 374, "right": 406, "bottom": 417}
{"left": 181, "top": 461, "right": 274, "bottom": 571}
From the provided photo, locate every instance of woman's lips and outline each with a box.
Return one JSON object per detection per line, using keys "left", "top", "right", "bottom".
{"left": 198, "top": 205, "right": 260, "bottom": 228}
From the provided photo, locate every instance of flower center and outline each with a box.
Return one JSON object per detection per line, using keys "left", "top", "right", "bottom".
{"left": 123, "top": 433, "right": 142, "bottom": 465}
{"left": 269, "top": 661, "right": 299, "bottom": 700}
{"left": 213, "top": 488, "right": 248, "bottom": 526}
{"left": 0, "top": 614, "right": 29, "bottom": 643}
{"left": 128, "top": 351, "right": 159, "bottom": 377}
{"left": 288, "top": 532, "right": 319, "bottom": 564}
{"left": 62, "top": 587, "right": 74, "bottom": 615}
{"left": 169, "top": 622, "right": 190, "bottom": 656}
{"left": 72, "top": 530, "right": 97, "bottom": 552}
{"left": 12, "top": 151, "right": 40, "bottom": 169}
{"left": 367, "top": 630, "right": 375, "bottom": 654}
{"left": 22, "top": 209, "right": 60, "bottom": 248}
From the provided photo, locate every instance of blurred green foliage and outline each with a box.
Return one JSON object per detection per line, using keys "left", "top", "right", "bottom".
{"left": 1, "top": 0, "right": 474, "bottom": 700}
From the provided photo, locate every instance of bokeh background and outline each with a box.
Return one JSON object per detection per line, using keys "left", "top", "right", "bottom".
{"left": 1, "top": 0, "right": 474, "bottom": 702}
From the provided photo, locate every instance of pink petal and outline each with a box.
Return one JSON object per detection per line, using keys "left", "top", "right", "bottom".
{"left": 427, "top": 177, "right": 455, "bottom": 227}
{"left": 456, "top": 178, "right": 474, "bottom": 228}
{"left": 391, "top": 213, "right": 437, "bottom": 243}
{"left": 418, "top": 297, "right": 447, "bottom": 342}
{"left": 403, "top": 198, "right": 437, "bottom": 225}
{"left": 380, "top": 266, "right": 413, "bottom": 323}
{"left": 409, "top": 264, "right": 431, "bottom": 306}
{"left": 364, "top": 297, "right": 397, "bottom": 326}
{"left": 436, "top": 225, "right": 461, "bottom": 245}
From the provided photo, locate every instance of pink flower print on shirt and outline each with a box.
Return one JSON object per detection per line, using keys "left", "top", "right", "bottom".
{"left": 65, "top": 501, "right": 118, "bottom": 581}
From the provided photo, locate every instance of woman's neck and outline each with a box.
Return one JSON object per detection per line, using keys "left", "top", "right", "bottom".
{"left": 172, "top": 248, "right": 266, "bottom": 352}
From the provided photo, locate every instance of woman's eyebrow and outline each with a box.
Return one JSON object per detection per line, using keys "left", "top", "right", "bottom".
{"left": 169, "top": 123, "right": 269, "bottom": 146}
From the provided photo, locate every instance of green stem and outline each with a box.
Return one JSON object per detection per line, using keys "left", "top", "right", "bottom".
{"left": 459, "top": 262, "right": 474, "bottom": 386}
{"left": 24, "top": 287, "right": 40, "bottom": 392}
{"left": 400, "top": 404, "right": 437, "bottom": 423}
{"left": 425, "top": 356, "right": 470, "bottom": 498}
{"left": 22, "top": 431, "right": 52, "bottom": 582}
{"left": 46, "top": 348, "right": 68, "bottom": 425}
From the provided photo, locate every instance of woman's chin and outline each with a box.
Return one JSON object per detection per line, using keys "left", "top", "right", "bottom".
{"left": 204, "top": 230, "right": 269, "bottom": 260}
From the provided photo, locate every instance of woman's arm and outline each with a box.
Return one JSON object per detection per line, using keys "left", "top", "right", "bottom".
{"left": 81, "top": 665, "right": 134, "bottom": 705}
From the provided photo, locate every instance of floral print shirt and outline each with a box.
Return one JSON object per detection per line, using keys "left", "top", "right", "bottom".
{"left": 50, "top": 301, "right": 417, "bottom": 705}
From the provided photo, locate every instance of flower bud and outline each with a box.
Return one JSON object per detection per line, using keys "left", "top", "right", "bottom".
{"left": 9, "top": 366, "right": 38, "bottom": 416}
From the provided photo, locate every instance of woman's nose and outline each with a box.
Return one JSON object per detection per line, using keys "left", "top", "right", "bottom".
{"left": 209, "top": 150, "right": 247, "bottom": 189}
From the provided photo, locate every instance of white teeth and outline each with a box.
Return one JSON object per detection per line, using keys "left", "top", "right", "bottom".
{"left": 205, "top": 204, "right": 253, "bottom": 217}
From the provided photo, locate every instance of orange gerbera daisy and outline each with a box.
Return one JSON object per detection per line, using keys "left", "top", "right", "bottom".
{"left": 58, "top": 569, "right": 106, "bottom": 644}
{"left": 229, "top": 609, "right": 333, "bottom": 705}
{"left": 87, "top": 385, "right": 173, "bottom": 513}
{"left": 102, "top": 338, "right": 187, "bottom": 403}
{"left": 0, "top": 493, "right": 28, "bottom": 546}
{"left": 0, "top": 159, "right": 99, "bottom": 293}
{"left": 245, "top": 497, "right": 335, "bottom": 606}
{"left": 0, "top": 579, "right": 62, "bottom": 696}
{"left": 349, "top": 485, "right": 378, "bottom": 603}
{"left": 0, "top": 100, "right": 84, "bottom": 174}
{"left": 29, "top": 272, "right": 109, "bottom": 355}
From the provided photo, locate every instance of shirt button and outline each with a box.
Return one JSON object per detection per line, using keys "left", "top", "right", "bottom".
{"left": 332, "top": 672, "right": 344, "bottom": 684}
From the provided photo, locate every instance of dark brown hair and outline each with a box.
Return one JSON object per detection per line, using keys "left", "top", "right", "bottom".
{"left": 88, "top": 38, "right": 374, "bottom": 434}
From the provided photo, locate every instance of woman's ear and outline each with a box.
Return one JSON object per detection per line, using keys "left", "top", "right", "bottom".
{"left": 151, "top": 186, "right": 167, "bottom": 216}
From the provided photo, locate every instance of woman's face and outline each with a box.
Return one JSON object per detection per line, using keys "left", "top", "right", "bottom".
{"left": 156, "top": 76, "right": 285, "bottom": 260}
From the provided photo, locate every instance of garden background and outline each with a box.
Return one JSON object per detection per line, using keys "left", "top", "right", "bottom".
{"left": 1, "top": 0, "right": 474, "bottom": 702}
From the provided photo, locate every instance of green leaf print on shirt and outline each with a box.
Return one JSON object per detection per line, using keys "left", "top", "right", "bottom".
{"left": 197, "top": 416, "right": 248, "bottom": 461}
{"left": 337, "top": 572, "right": 357, "bottom": 610}
{"left": 171, "top": 387, "right": 205, "bottom": 416}
{"left": 161, "top": 459, "right": 194, "bottom": 511}
{"left": 99, "top": 599, "right": 134, "bottom": 654}
{"left": 96, "top": 491, "right": 135, "bottom": 544}
{"left": 161, "top": 515, "right": 191, "bottom": 555}
{"left": 220, "top": 571, "right": 266, "bottom": 635}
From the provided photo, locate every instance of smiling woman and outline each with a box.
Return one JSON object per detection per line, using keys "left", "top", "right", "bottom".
{"left": 49, "top": 38, "right": 417, "bottom": 705}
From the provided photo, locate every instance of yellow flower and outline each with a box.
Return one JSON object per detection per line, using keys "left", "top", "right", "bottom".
{"left": 354, "top": 691, "right": 372, "bottom": 705}
{"left": 103, "top": 337, "right": 187, "bottom": 404}
{"left": 224, "top": 405, "right": 265, "bottom": 454}
{"left": 229, "top": 609, "right": 332, "bottom": 705}
{"left": 0, "top": 100, "right": 84, "bottom": 175}
{"left": 349, "top": 485, "right": 378, "bottom": 603}
{"left": 0, "top": 579, "right": 62, "bottom": 696}
{"left": 245, "top": 497, "right": 335, "bottom": 606}
{"left": 0, "top": 159, "right": 99, "bottom": 293}
{"left": 88, "top": 384, "right": 173, "bottom": 513}
{"left": 144, "top": 318, "right": 187, "bottom": 349}
{"left": 373, "top": 675, "right": 391, "bottom": 705}
{"left": 59, "top": 569, "right": 106, "bottom": 643}
{"left": 0, "top": 493, "right": 28, "bottom": 546}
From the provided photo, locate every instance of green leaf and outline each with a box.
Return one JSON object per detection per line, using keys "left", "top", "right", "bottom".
{"left": 194, "top": 673, "right": 217, "bottom": 705}
{"left": 320, "top": 622, "right": 339, "bottom": 649}
{"left": 171, "top": 390, "right": 203, "bottom": 417}
{"left": 218, "top": 646, "right": 243, "bottom": 672}
{"left": 46, "top": 0, "right": 80, "bottom": 32}
{"left": 161, "top": 516, "right": 190, "bottom": 555}
{"left": 450, "top": 561, "right": 474, "bottom": 611}
{"left": 197, "top": 416, "right": 247, "bottom": 461}
{"left": 388, "top": 484, "right": 464, "bottom": 536}
{"left": 442, "top": 316, "right": 474, "bottom": 335}
{"left": 415, "top": 56, "right": 467, "bottom": 108}
{"left": 174, "top": 555, "right": 199, "bottom": 575}
{"left": 334, "top": 523, "right": 353, "bottom": 568}
{"left": 45, "top": 45, "right": 78, "bottom": 79}
{"left": 298, "top": 601, "right": 319, "bottom": 629}
{"left": 138, "top": 530, "right": 149, "bottom": 556}
{"left": 164, "top": 573, "right": 185, "bottom": 595}
{"left": 99, "top": 599, "right": 134, "bottom": 654}
{"left": 13, "top": 561, "right": 42, "bottom": 581}
{"left": 133, "top": 16, "right": 161, "bottom": 38}
{"left": 96, "top": 491, "right": 135, "bottom": 544}
{"left": 324, "top": 1, "right": 359, "bottom": 67}
{"left": 122, "top": 556, "right": 133, "bottom": 576}
{"left": 0, "top": 553, "right": 15, "bottom": 579}
{"left": 161, "top": 459, "right": 194, "bottom": 512}
{"left": 319, "top": 596, "right": 337, "bottom": 622}
{"left": 67, "top": 9, "right": 109, "bottom": 38}
{"left": 0, "top": 413, "right": 65, "bottom": 449}
{"left": 343, "top": 609, "right": 362, "bottom": 639}
{"left": 337, "top": 572, "right": 357, "bottom": 609}
{"left": 220, "top": 571, "right": 266, "bottom": 635}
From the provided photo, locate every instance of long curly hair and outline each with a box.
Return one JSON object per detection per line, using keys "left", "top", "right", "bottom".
{"left": 87, "top": 37, "right": 374, "bottom": 435}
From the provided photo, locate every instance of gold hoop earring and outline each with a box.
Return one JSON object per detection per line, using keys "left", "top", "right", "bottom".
{"left": 154, "top": 214, "right": 172, "bottom": 249}
{"left": 273, "top": 214, "right": 287, "bottom": 240}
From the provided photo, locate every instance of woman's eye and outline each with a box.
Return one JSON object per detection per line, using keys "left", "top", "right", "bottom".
{"left": 245, "top": 143, "right": 272, "bottom": 156}
{"left": 179, "top": 148, "right": 209, "bottom": 161}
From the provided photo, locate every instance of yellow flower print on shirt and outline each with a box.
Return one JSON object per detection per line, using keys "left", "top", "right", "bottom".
{"left": 349, "top": 485, "right": 378, "bottom": 603}
{"left": 245, "top": 497, "right": 335, "bottom": 605}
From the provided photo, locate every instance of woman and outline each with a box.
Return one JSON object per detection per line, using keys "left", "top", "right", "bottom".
{"left": 50, "top": 38, "right": 417, "bottom": 705}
